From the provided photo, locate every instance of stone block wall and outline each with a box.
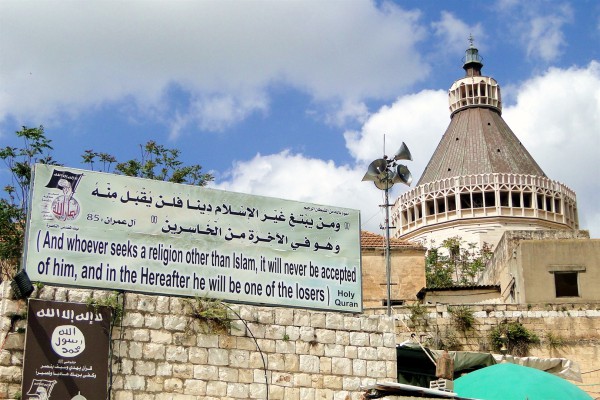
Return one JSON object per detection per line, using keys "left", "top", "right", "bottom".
{"left": 0, "top": 282, "right": 398, "bottom": 400}
{"left": 361, "top": 247, "right": 425, "bottom": 308}
{"left": 389, "top": 303, "right": 600, "bottom": 398}
{"left": 3, "top": 282, "right": 599, "bottom": 399}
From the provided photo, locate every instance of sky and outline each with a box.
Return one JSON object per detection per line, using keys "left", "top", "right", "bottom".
{"left": 1, "top": 0, "right": 599, "bottom": 239}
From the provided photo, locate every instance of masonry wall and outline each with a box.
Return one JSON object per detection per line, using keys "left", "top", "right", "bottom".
{"left": 389, "top": 303, "right": 600, "bottom": 399}
{"left": 0, "top": 282, "right": 398, "bottom": 400}
{"left": 3, "top": 282, "right": 600, "bottom": 399}
{"left": 478, "top": 229, "right": 590, "bottom": 302}
{"left": 361, "top": 247, "right": 425, "bottom": 308}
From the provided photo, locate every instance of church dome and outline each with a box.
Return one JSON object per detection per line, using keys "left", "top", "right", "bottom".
{"left": 391, "top": 40, "right": 578, "bottom": 247}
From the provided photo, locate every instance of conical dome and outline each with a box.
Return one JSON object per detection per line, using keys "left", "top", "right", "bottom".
{"left": 418, "top": 39, "right": 545, "bottom": 185}
{"left": 391, "top": 41, "right": 578, "bottom": 247}
{"left": 417, "top": 107, "right": 546, "bottom": 186}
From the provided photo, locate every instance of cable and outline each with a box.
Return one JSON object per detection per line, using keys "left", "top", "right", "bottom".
{"left": 582, "top": 368, "right": 600, "bottom": 374}
{"left": 223, "top": 303, "right": 269, "bottom": 400}
{"left": 107, "top": 290, "right": 125, "bottom": 400}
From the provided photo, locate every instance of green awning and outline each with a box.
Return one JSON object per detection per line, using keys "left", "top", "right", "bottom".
{"left": 454, "top": 363, "right": 592, "bottom": 400}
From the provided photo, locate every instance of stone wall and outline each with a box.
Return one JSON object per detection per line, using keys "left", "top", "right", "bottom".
{"left": 3, "top": 282, "right": 600, "bottom": 399}
{"left": 478, "top": 229, "right": 590, "bottom": 295}
{"left": 389, "top": 302, "right": 600, "bottom": 398}
{"left": 361, "top": 247, "right": 425, "bottom": 308}
{"left": 0, "top": 282, "right": 397, "bottom": 400}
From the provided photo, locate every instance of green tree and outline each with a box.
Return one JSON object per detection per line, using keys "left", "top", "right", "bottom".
{"left": 82, "top": 140, "right": 213, "bottom": 186}
{"left": 425, "top": 236, "right": 492, "bottom": 288}
{"left": 0, "top": 126, "right": 213, "bottom": 280}
{"left": 424, "top": 246, "right": 454, "bottom": 288}
{"left": 0, "top": 126, "right": 57, "bottom": 280}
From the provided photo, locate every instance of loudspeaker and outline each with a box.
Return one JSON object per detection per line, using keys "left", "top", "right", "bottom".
{"left": 11, "top": 270, "right": 34, "bottom": 299}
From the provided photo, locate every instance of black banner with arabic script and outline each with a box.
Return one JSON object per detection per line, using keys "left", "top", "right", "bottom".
{"left": 22, "top": 299, "right": 111, "bottom": 400}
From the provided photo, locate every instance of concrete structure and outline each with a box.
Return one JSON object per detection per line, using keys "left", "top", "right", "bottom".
{"left": 3, "top": 284, "right": 599, "bottom": 399}
{"left": 478, "top": 230, "right": 600, "bottom": 304}
{"left": 360, "top": 231, "right": 426, "bottom": 308}
{"left": 391, "top": 41, "right": 578, "bottom": 249}
{"left": 417, "top": 285, "right": 500, "bottom": 305}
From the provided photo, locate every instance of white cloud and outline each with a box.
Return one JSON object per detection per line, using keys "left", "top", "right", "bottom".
{"left": 323, "top": 100, "right": 370, "bottom": 128}
{"left": 526, "top": 11, "right": 571, "bottom": 62}
{"left": 0, "top": 1, "right": 427, "bottom": 129}
{"left": 344, "top": 90, "right": 449, "bottom": 177}
{"left": 187, "top": 93, "right": 269, "bottom": 135}
{"left": 210, "top": 151, "right": 387, "bottom": 233}
{"left": 503, "top": 61, "right": 600, "bottom": 237}
{"left": 495, "top": 1, "right": 573, "bottom": 63}
{"left": 213, "top": 90, "right": 450, "bottom": 233}
{"left": 214, "top": 63, "right": 600, "bottom": 238}
{"left": 431, "top": 11, "right": 485, "bottom": 55}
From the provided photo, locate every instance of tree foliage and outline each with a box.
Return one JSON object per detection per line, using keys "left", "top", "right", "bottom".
{"left": 490, "top": 321, "right": 540, "bottom": 357}
{"left": 82, "top": 140, "right": 213, "bottom": 186}
{"left": 0, "top": 126, "right": 57, "bottom": 280}
{"left": 0, "top": 126, "right": 213, "bottom": 280}
{"left": 425, "top": 236, "right": 492, "bottom": 288}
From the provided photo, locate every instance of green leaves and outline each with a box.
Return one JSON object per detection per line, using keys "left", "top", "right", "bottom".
{"left": 1, "top": 125, "right": 213, "bottom": 281}
{"left": 425, "top": 236, "right": 493, "bottom": 288}
{"left": 83, "top": 140, "right": 214, "bottom": 186}
{"left": 491, "top": 321, "right": 540, "bottom": 356}
{"left": 0, "top": 126, "right": 57, "bottom": 279}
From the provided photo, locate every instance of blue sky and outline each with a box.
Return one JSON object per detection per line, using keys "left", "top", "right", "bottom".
{"left": 1, "top": 0, "right": 599, "bottom": 238}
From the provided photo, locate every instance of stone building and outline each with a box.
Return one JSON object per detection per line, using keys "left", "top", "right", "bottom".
{"left": 360, "top": 231, "right": 425, "bottom": 308}
{"left": 391, "top": 41, "right": 578, "bottom": 249}
{"left": 479, "top": 229, "right": 600, "bottom": 305}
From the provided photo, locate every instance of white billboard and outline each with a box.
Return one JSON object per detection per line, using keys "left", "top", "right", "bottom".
{"left": 23, "top": 164, "right": 362, "bottom": 312}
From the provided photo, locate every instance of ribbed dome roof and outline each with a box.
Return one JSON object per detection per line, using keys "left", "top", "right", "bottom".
{"left": 417, "top": 106, "right": 546, "bottom": 186}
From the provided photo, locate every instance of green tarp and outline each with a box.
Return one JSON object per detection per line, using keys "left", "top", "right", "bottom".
{"left": 454, "top": 363, "right": 592, "bottom": 400}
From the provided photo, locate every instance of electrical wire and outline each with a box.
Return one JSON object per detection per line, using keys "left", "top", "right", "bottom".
{"left": 223, "top": 303, "right": 269, "bottom": 400}
{"left": 107, "top": 290, "right": 125, "bottom": 400}
{"left": 582, "top": 368, "right": 600, "bottom": 374}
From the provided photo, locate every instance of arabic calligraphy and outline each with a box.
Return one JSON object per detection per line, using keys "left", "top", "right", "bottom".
{"left": 37, "top": 308, "right": 104, "bottom": 324}
{"left": 91, "top": 186, "right": 345, "bottom": 226}
{"left": 51, "top": 325, "right": 85, "bottom": 357}
{"left": 28, "top": 166, "right": 363, "bottom": 313}
{"left": 87, "top": 186, "right": 349, "bottom": 253}
{"left": 35, "top": 363, "right": 97, "bottom": 379}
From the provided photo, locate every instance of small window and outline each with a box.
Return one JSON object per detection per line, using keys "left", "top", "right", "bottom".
{"left": 426, "top": 199, "right": 435, "bottom": 216}
{"left": 460, "top": 193, "right": 472, "bottom": 209}
{"left": 523, "top": 192, "right": 532, "bottom": 208}
{"left": 472, "top": 192, "right": 484, "bottom": 208}
{"left": 383, "top": 299, "right": 404, "bottom": 306}
{"left": 554, "top": 272, "right": 579, "bottom": 297}
{"left": 484, "top": 191, "right": 496, "bottom": 207}
{"left": 436, "top": 198, "right": 446, "bottom": 213}
{"left": 447, "top": 196, "right": 456, "bottom": 212}
{"left": 500, "top": 191, "right": 509, "bottom": 207}
{"left": 511, "top": 192, "right": 521, "bottom": 207}
{"left": 537, "top": 194, "right": 544, "bottom": 210}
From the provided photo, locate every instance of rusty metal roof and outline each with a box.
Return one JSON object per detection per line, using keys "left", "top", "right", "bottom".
{"left": 417, "top": 106, "right": 546, "bottom": 186}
